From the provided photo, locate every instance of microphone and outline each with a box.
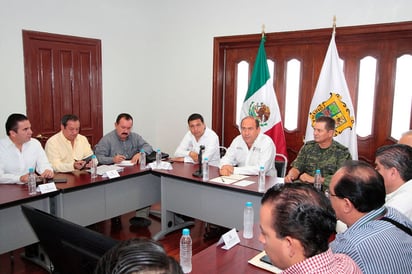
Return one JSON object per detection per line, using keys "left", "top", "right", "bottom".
{"left": 192, "top": 145, "right": 205, "bottom": 178}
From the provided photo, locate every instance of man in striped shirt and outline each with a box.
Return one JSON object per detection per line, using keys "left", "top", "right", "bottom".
{"left": 329, "top": 160, "right": 412, "bottom": 274}
{"left": 259, "top": 183, "right": 361, "bottom": 273}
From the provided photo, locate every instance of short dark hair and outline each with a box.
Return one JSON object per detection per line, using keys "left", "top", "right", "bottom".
{"left": 116, "top": 113, "right": 133, "bottom": 124}
{"left": 5, "top": 113, "right": 28, "bottom": 136}
{"left": 376, "top": 144, "right": 412, "bottom": 182}
{"left": 332, "top": 160, "right": 385, "bottom": 212}
{"left": 94, "top": 238, "right": 183, "bottom": 274}
{"left": 187, "top": 113, "right": 204, "bottom": 124}
{"left": 241, "top": 116, "right": 259, "bottom": 128}
{"left": 261, "top": 183, "right": 336, "bottom": 258}
{"left": 315, "top": 116, "right": 335, "bottom": 131}
{"left": 61, "top": 114, "right": 79, "bottom": 127}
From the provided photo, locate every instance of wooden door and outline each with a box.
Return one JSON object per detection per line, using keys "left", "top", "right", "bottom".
{"left": 23, "top": 30, "right": 102, "bottom": 147}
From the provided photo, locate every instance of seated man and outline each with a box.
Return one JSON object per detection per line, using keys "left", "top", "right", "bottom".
{"left": 329, "top": 160, "right": 412, "bottom": 274}
{"left": 220, "top": 116, "right": 276, "bottom": 176}
{"left": 398, "top": 129, "right": 412, "bottom": 146}
{"left": 94, "top": 238, "right": 183, "bottom": 274}
{"left": 173, "top": 113, "right": 220, "bottom": 166}
{"left": 259, "top": 183, "right": 361, "bottom": 273}
{"left": 173, "top": 113, "right": 221, "bottom": 239}
{"left": 95, "top": 113, "right": 153, "bottom": 165}
{"left": 45, "top": 114, "right": 94, "bottom": 172}
{"left": 285, "top": 116, "right": 351, "bottom": 188}
{"left": 0, "top": 113, "right": 54, "bottom": 258}
{"left": 375, "top": 144, "right": 412, "bottom": 220}
{"left": 95, "top": 113, "right": 154, "bottom": 227}
{"left": 0, "top": 113, "right": 54, "bottom": 184}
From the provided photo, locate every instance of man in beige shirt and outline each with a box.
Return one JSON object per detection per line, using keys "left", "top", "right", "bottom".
{"left": 45, "top": 114, "right": 94, "bottom": 172}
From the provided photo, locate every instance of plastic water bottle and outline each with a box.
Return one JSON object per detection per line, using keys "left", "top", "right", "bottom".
{"left": 202, "top": 157, "right": 209, "bottom": 181}
{"left": 28, "top": 168, "right": 37, "bottom": 195}
{"left": 314, "top": 169, "right": 322, "bottom": 191}
{"left": 258, "top": 166, "right": 265, "bottom": 192}
{"left": 180, "top": 228, "right": 192, "bottom": 273}
{"left": 156, "top": 149, "right": 161, "bottom": 168}
{"left": 140, "top": 149, "right": 146, "bottom": 169}
{"left": 90, "top": 155, "right": 98, "bottom": 178}
{"left": 243, "top": 201, "right": 254, "bottom": 239}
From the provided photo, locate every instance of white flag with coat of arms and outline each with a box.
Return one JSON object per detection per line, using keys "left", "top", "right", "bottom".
{"left": 305, "top": 31, "right": 358, "bottom": 160}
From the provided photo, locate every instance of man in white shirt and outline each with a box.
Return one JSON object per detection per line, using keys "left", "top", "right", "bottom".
{"left": 0, "top": 113, "right": 53, "bottom": 184}
{"left": 173, "top": 113, "right": 220, "bottom": 166}
{"left": 45, "top": 114, "right": 94, "bottom": 172}
{"left": 375, "top": 144, "right": 412, "bottom": 220}
{"left": 398, "top": 130, "right": 412, "bottom": 147}
{"left": 220, "top": 116, "right": 276, "bottom": 176}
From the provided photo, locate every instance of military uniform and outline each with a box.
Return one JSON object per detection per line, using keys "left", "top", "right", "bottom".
{"left": 291, "top": 140, "right": 352, "bottom": 187}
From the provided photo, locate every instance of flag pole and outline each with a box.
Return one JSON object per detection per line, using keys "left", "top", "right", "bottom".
{"left": 261, "top": 24, "right": 265, "bottom": 39}
{"left": 332, "top": 16, "right": 336, "bottom": 35}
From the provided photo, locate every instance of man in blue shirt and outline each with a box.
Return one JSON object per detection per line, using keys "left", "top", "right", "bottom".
{"left": 95, "top": 113, "right": 154, "bottom": 227}
{"left": 329, "top": 160, "right": 412, "bottom": 274}
{"left": 95, "top": 113, "right": 153, "bottom": 165}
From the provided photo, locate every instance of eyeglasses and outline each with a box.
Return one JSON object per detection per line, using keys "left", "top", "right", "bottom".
{"left": 324, "top": 189, "right": 339, "bottom": 199}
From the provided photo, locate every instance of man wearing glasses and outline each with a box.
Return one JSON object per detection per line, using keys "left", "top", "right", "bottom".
{"left": 329, "top": 160, "right": 412, "bottom": 274}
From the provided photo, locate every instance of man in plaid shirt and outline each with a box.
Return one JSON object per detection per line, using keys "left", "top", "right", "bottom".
{"left": 259, "top": 183, "right": 361, "bottom": 273}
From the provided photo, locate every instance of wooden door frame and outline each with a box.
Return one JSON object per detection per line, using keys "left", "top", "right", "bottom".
{"left": 212, "top": 21, "right": 412, "bottom": 165}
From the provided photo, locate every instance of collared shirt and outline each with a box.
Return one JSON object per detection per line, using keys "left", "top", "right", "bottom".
{"left": 174, "top": 127, "right": 220, "bottom": 166}
{"left": 94, "top": 130, "right": 153, "bottom": 165}
{"left": 330, "top": 206, "right": 412, "bottom": 274}
{"left": 291, "top": 140, "right": 352, "bottom": 187}
{"left": 386, "top": 179, "right": 412, "bottom": 221}
{"left": 0, "top": 137, "right": 52, "bottom": 184}
{"left": 282, "top": 248, "right": 361, "bottom": 274}
{"left": 45, "top": 131, "right": 94, "bottom": 172}
{"left": 220, "top": 133, "right": 276, "bottom": 176}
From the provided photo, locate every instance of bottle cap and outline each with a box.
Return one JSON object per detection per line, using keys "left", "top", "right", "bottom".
{"left": 28, "top": 167, "right": 34, "bottom": 173}
{"left": 182, "top": 228, "right": 190, "bottom": 235}
{"left": 91, "top": 155, "right": 96, "bottom": 159}
{"left": 140, "top": 149, "right": 145, "bottom": 153}
{"left": 259, "top": 166, "right": 264, "bottom": 170}
{"left": 157, "top": 149, "right": 161, "bottom": 152}
{"left": 315, "top": 169, "right": 321, "bottom": 174}
{"left": 245, "top": 201, "right": 253, "bottom": 207}
{"left": 204, "top": 157, "right": 208, "bottom": 161}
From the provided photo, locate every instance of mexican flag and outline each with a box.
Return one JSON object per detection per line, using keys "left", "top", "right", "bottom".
{"left": 240, "top": 36, "right": 288, "bottom": 160}
{"left": 305, "top": 31, "right": 358, "bottom": 159}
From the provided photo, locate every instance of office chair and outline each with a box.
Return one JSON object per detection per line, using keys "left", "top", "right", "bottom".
{"left": 275, "top": 153, "right": 288, "bottom": 178}
{"left": 219, "top": 146, "right": 227, "bottom": 158}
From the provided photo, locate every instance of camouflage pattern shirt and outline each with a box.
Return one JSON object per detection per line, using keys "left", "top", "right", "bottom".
{"left": 291, "top": 140, "right": 352, "bottom": 187}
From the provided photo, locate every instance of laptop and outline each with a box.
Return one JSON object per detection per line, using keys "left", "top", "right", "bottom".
{"left": 21, "top": 205, "right": 118, "bottom": 274}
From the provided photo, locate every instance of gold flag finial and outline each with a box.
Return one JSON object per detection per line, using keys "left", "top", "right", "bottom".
{"left": 261, "top": 24, "right": 266, "bottom": 38}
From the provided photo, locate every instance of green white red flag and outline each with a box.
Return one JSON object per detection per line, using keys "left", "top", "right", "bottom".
{"left": 240, "top": 36, "right": 288, "bottom": 160}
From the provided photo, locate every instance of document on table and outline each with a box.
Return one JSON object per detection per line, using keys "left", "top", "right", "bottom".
{"left": 248, "top": 250, "right": 282, "bottom": 273}
{"left": 88, "top": 165, "right": 124, "bottom": 176}
{"left": 233, "top": 180, "right": 255, "bottom": 187}
{"left": 210, "top": 174, "right": 249, "bottom": 184}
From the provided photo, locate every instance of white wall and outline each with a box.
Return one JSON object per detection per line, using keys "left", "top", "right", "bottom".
{"left": 0, "top": 0, "right": 411, "bottom": 154}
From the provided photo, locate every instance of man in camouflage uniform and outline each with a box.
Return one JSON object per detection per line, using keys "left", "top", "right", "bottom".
{"left": 284, "top": 116, "right": 352, "bottom": 188}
